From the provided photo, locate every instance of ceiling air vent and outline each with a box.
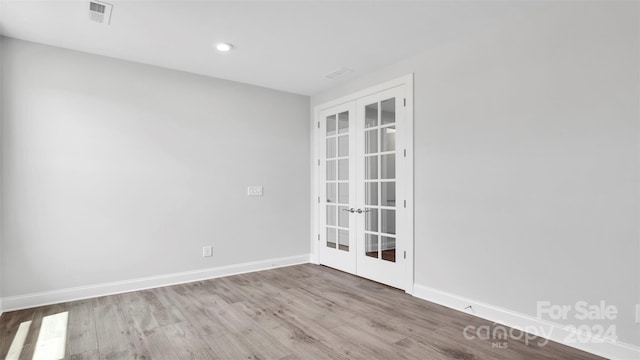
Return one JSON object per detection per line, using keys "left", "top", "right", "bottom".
{"left": 324, "top": 67, "right": 353, "bottom": 79}
{"left": 89, "top": 1, "right": 113, "bottom": 24}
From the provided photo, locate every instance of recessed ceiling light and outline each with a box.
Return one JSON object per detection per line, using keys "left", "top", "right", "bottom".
{"left": 216, "top": 43, "right": 233, "bottom": 52}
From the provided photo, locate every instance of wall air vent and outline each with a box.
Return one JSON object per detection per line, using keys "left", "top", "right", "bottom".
{"left": 89, "top": 1, "right": 113, "bottom": 24}
{"left": 324, "top": 67, "right": 353, "bottom": 79}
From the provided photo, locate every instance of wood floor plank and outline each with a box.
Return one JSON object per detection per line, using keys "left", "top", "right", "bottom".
{"left": 184, "top": 292, "right": 293, "bottom": 360}
{"left": 92, "top": 302, "right": 128, "bottom": 355}
{"left": 66, "top": 349, "right": 100, "bottom": 360}
{"left": 232, "top": 301, "right": 348, "bottom": 360}
{"left": 13, "top": 308, "right": 44, "bottom": 360}
{"left": 139, "top": 288, "right": 185, "bottom": 327}
{"left": 139, "top": 327, "right": 180, "bottom": 360}
{"left": 201, "top": 328, "right": 256, "bottom": 360}
{"left": 329, "top": 324, "right": 402, "bottom": 359}
{"left": 19, "top": 303, "right": 68, "bottom": 360}
{"left": 5, "top": 320, "right": 31, "bottom": 360}
{"left": 93, "top": 297, "right": 152, "bottom": 358}
{"left": 65, "top": 300, "right": 98, "bottom": 357}
{"left": 32, "top": 311, "right": 69, "bottom": 360}
{"left": 279, "top": 355, "right": 302, "bottom": 360}
{"left": 0, "top": 264, "right": 607, "bottom": 360}
{"left": 162, "top": 322, "right": 216, "bottom": 359}
{"left": 0, "top": 309, "right": 36, "bottom": 359}
{"left": 100, "top": 349, "right": 147, "bottom": 360}
{"left": 232, "top": 328, "right": 295, "bottom": 360}
{"left": 160, "top": 284, "right": 228, "bottom": 337}
{"left": 119, "top": 291, "right": 162, "bottom": 334}
{"left": 120, "top": 291, "right": 180, "bottom": 360}
{"left": 393, "top": 337, "right": 454, "bottom": 360}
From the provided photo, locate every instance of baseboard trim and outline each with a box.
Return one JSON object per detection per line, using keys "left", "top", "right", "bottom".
{"left": 413, "top": 284, "right": 640, "bottom": 360}
{"left": 1, "top": 254, "right": 310, "bottom": 312}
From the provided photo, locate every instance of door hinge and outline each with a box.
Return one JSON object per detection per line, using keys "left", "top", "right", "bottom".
{"left": 317, "top": 196, "right": 320, "bottom": 203}
{"left": 403, "top": 200, "right": 406, "bottom": 208}
{"left": 404, "top": 251, "right": 407, "bottom": 259}
{"left": 317, "top": 234, "right": 320, "bottom": 241}
{"left": 318, "top": 159, "right": 320, "bottom": 166}
{"left": 403, "top": 98, "right": 406, "bottom": 107}
{"left": 403, "top": 149, "right": 407, "bottom": 158}
{"left": 317, "top": 121, "right": 320, "bottom": 128}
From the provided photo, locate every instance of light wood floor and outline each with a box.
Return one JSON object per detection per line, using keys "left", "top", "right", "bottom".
{"left": 0, "top": 264, "right": 605, "bottom": 359}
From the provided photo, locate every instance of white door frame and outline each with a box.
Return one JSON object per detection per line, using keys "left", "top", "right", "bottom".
{"left": 311, "top": 74, "right": 414, "bottom": 294}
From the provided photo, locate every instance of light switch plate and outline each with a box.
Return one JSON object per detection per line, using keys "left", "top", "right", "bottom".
{"left": 247, "top": 186, "right": 263, "bottom": 196}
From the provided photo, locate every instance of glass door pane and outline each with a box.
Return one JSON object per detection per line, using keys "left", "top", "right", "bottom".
{"left": 362, "top": 97, "right": 397, "bottom": 263}
{"left": 328, "top": 111, "right": 349, "bottom": 251}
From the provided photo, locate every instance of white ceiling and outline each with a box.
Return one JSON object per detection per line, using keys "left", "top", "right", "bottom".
{"left": 0, "top": 1, "right": 536, "bottom": 95}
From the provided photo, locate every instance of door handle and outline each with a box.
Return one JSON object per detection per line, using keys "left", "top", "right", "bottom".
{"left": 342, "top": 208, "right": 356, "bottom": 213}
{"left": 356, "top": 208, "right": 371, "bottom": 214}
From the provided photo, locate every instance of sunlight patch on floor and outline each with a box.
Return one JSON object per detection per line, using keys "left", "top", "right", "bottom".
{"left": 32, "top": 311, "right": 68, "bottom": 360}
{"left": 5, "top": 320, "right": 32, "bottom": 360}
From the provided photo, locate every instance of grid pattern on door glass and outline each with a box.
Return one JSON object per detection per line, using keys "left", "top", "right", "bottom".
{"left": 363, "top": 98, "right": 396, "bottom": 262}
{"left": 326, "top": 111, "right": 349, "bottom": 251}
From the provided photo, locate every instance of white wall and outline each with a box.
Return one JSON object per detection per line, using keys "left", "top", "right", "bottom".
{"left": 0, "top": 38, "right": 310, "bottom": 298}
{"left": 312, "top": 1, "right": 639, "bottom": 348}
{"left": 0, "top": 33, "right": 4, "bottom": 314}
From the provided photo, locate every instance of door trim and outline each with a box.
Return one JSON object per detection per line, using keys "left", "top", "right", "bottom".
{"left": 311, "top": 74, "right": 414, "bottom": 294}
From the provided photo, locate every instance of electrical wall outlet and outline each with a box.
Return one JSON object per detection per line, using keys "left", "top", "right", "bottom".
{"left": 636, "top": 304, "right": 640, "bottom": 324}
{"left": 202, "top": 246, "right": 213, "bottom": 257}
{"left": 247, "top": 186, "right": 263, "bottom": 196}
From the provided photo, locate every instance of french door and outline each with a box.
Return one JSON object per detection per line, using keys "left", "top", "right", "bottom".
{"left": 319, "top": 101, "right": 357, "bottom": 274}
{"left": 318, "top": 84, "right": 409, "bottom": 290}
